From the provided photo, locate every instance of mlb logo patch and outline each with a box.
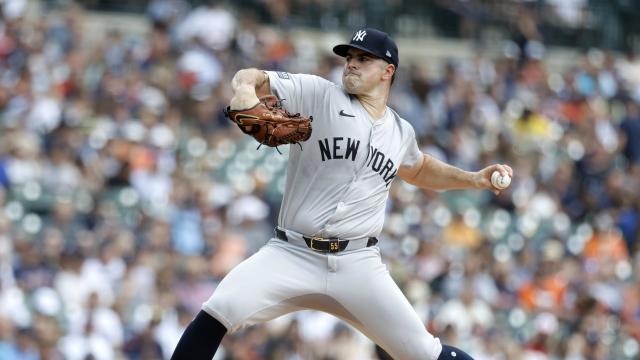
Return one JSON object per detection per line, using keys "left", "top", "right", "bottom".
{"left": 277, "top": 72, "right": 290, "bottom": 79}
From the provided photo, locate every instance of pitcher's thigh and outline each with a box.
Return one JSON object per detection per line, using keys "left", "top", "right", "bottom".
{"left": 330, "top": 255, "right": 442, "bottom": 360}
{"left": 202, "top": 241, "right": 321, "bottom": 333}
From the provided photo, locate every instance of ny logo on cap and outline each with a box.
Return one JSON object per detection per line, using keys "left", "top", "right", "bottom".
{"left": 353, "top": 30, "right": 367, "bottom": 42}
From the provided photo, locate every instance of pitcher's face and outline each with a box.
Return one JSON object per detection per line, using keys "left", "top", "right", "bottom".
{"left": 342, "top": 48, "right": 393, "bottom": 94}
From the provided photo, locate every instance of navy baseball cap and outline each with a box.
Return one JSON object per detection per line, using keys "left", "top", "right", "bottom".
{"left": 333, "top": 28, "right": 399, "bottom": 68}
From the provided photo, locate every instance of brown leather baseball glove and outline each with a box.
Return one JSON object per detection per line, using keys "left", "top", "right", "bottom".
{"left": 224, "top": 95, "right": 312, "bottom": 149}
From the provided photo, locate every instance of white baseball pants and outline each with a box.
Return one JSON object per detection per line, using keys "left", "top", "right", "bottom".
{"left": 202, "top": 238, "right": 443, "bottom": 360}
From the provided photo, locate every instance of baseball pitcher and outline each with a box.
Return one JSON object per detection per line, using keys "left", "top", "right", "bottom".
{"left": 171, "top": 27, "right": 513, "bottom": 360}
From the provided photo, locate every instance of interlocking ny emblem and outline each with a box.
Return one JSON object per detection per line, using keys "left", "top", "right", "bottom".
{"left": 353, "top": 30, "right": 367, "bottom": 42}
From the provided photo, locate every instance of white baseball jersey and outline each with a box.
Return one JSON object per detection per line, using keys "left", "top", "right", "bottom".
{"left": 265, "top": 71, "right": 423, "bottom": 239}
{"left": 202, "top": 71, "right": 444, "bottom": 360}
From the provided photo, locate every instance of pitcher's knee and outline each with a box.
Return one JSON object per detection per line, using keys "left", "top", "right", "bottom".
{"left": 385, "top": 335, "right": 443, "bottom": 360}
{"left": 201, "top": 293, "right": 235, "bottom": 332}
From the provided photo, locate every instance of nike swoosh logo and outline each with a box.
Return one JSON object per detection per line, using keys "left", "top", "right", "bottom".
{"left": 339, "top": 110, "right": 355, "bottom": 117}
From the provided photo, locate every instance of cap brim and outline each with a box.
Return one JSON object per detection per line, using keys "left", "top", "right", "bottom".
{"left": 333, "top": 44, "right": 379, "bottom": 58}
{"left": 332, "top": 44, "right": 396, "bottom": 68}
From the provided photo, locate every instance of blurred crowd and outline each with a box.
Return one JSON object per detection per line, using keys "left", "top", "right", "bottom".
{"left": 0, "top": 0, "right": 640, "bottom": 359}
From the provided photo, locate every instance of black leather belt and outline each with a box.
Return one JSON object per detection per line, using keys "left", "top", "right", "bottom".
{"left": 275, "top": 228, "right": 378, "bottom": 253}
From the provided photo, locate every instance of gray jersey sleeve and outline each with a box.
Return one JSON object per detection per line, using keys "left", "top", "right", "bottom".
{"left": 401, "top": 125, "right": 423, "bottom": 169}
{"left": 265, "top": 71, "right": 334, "bottom": 117}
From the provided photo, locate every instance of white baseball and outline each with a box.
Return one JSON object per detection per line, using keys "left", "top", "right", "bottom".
{"left": 491, "top": 171, "right": 511, "bottom": 190}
